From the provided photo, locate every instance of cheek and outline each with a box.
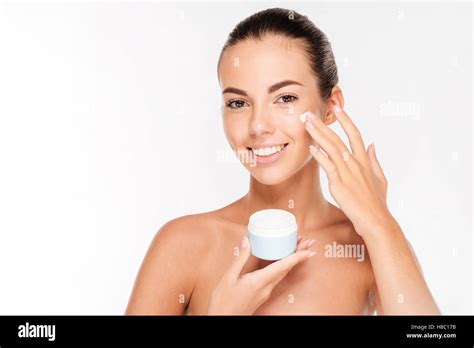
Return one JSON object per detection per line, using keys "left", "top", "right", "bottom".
{"left": 222, "top": 116, "right": 248, "bottom": 149}
{"left": 274, "top": 112, "right": 312, "bottom": 147}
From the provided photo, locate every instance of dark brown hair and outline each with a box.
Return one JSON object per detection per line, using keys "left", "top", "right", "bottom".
{"left": 218, "top": 7, "right": 338, "bottom": 100}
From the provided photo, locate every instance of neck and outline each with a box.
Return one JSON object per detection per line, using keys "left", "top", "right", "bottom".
{"left": 244, "top": 159, "right": 332, "bottom": 231}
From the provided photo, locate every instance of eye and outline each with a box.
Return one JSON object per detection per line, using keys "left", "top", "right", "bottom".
{"left": 276, "top": 94, "right": 299, "bottom": 103}
{"left": 225, "top": 99, "right": 249, "bottom": 109}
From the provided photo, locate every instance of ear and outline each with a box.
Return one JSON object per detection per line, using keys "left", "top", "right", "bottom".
{"left": 322, "top": 86, "right": 345, "bottom": 125}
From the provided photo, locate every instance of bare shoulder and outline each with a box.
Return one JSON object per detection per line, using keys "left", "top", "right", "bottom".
{"left": 158, "top": 196, "right": 245, "bottom": 237}
{"left": 155, "top": 212, "right": 217, "bottom": 251}
{"left": 126, "top": 210, "right": 232, "bottom": 314}
{"left": 151, "top": 206, "right": 242, "bottom": 265}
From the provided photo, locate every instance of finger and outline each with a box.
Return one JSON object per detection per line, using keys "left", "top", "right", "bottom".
{"left": 308, "top": 111, "right": 350, "bottom": 157}
{"left": 307, "top": 112, "right": 363, "bottom": 177}
{"left": 296, "top": 238, "right": 316, "bottom": 252}
{"left": 296, "top": 239, "right": 309, "bottom": 251}
{"left": 253, "top": 249, "right": 315, "bottom": 287}
{"left": 309, "top": 144, "right": 341, "bottom": 184}
{"left": 297, "top": 235, "right": 302, "bottom": 243}
{"left": 227, "top": 235, "right": 252, "bottom": 280}
{"left": 303, "top": 114, "right": 350, "bottom": 179}
{"left": 367, "top": 143, "right": 388, "bottom": 192}
{"left": 332, "top": 105, "right": 367, "bottom": 163}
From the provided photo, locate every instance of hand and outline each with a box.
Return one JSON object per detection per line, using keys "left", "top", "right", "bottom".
{"left": 206, "top": 235, "right": 316, "bottom": 315}
{"left": 302, "top": 106, "right": 395, "bottom": 237}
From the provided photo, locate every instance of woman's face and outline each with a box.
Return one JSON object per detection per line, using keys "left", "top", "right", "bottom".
{"left": 218, "top": 34, "right": 325, "bottom": 185}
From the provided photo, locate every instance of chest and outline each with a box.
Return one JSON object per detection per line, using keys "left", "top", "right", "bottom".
{"left": 187, "top": 250, "right": 373, "bottom": 315}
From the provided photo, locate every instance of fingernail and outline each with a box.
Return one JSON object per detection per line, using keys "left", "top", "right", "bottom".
{"left": 306, "top": 112, "right": 316, "bottom": 121}
{"left": 309, "top": 144, "right": 318, "bottom": 152}
{"left": 241, "top": 235, "right": 249, "bottom": 249}
{"left": 305, "top": 120, "right": 316, "bottom": 130}
{"left": 307, "top": 240, "right": 316, "bottom": 247}
{"left": 334, "top": 105, "right": 342, "bottom": 113}
{"left": 299, "top": 112, "right": 308, "bottom": 123}
{"left": 307, "top": 251, "right": 317, "bottom": 258}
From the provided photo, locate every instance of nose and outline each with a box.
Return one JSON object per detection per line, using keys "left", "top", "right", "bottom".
{"left": 249, "top": 106, "right": 275, "bottom": 136}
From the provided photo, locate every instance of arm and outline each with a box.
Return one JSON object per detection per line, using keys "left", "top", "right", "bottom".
{"left": 301, "top": 105, "right": 440, "bottom": 315}
{"left": 369, "top": 224, "right": 440, "bottom": 315}
{"left": 125, "top": 217, "right": 201, "bottom": 315}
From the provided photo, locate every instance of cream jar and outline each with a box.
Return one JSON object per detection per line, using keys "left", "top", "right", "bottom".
{"left": 247, "top": 209, "right": 298, "bottom": 261}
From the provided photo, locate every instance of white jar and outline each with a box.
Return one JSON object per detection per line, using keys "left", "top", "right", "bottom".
{"left": 247, "top": 209, "right": 298, "bottom": 261}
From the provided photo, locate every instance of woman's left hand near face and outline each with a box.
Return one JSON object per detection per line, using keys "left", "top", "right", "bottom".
{"left": 301, "top": 106, "right": 395, "bottom": 237}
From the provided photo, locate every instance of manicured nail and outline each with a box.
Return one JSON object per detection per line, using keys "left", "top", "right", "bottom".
{"left": 309, "top": 144, "right": 318, "bottom": 152}
{"left": 306, "top": 112, "right": 316, "bottom": 121}
{"left": 307, "top": 240, "right": 316, "bottom": 247}
{"left": 334, "top": 105, "right": 342, "bottom": 113}
{"left": 299, "top": 112, "right": 308, "bottom": 123}
{"left": 305, "top": 119, "right": 315, "bottom": 130}
{"left": 241, "top": 235, "right": 249, "bottom": 249}
{"left": 307, "top": 251, "right": 317, "bottom": 258}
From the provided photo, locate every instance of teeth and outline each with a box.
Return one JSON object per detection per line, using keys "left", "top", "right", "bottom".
{"left": 252, "top": 144, "right": 286, "bottom": 156}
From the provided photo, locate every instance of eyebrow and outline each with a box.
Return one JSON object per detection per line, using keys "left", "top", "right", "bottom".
{"left": 222, "top": 80, "right": 303, "bottom": 96}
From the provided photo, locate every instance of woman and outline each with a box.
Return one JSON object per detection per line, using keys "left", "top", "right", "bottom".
{"left": 126, "top": 7, "right": 440, "bottom": 315}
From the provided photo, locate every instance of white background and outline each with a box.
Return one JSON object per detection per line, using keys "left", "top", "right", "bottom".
{"left": 0, "top": 1, "right": 472, "bottom": 314}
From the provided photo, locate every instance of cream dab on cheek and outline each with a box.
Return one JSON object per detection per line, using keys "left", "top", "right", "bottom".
{"left": 299, "top": 111, "right": 321, "bottom": 124}
{"left": 299, "top": 112, "right": 308, "bottom": 123}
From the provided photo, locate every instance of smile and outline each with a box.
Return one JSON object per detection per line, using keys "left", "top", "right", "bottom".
{"left": 248, "top": 143, "right": 289, "bottom": 157}
{"left": 245, "top": 143, "right": 289, "bottom": 166}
